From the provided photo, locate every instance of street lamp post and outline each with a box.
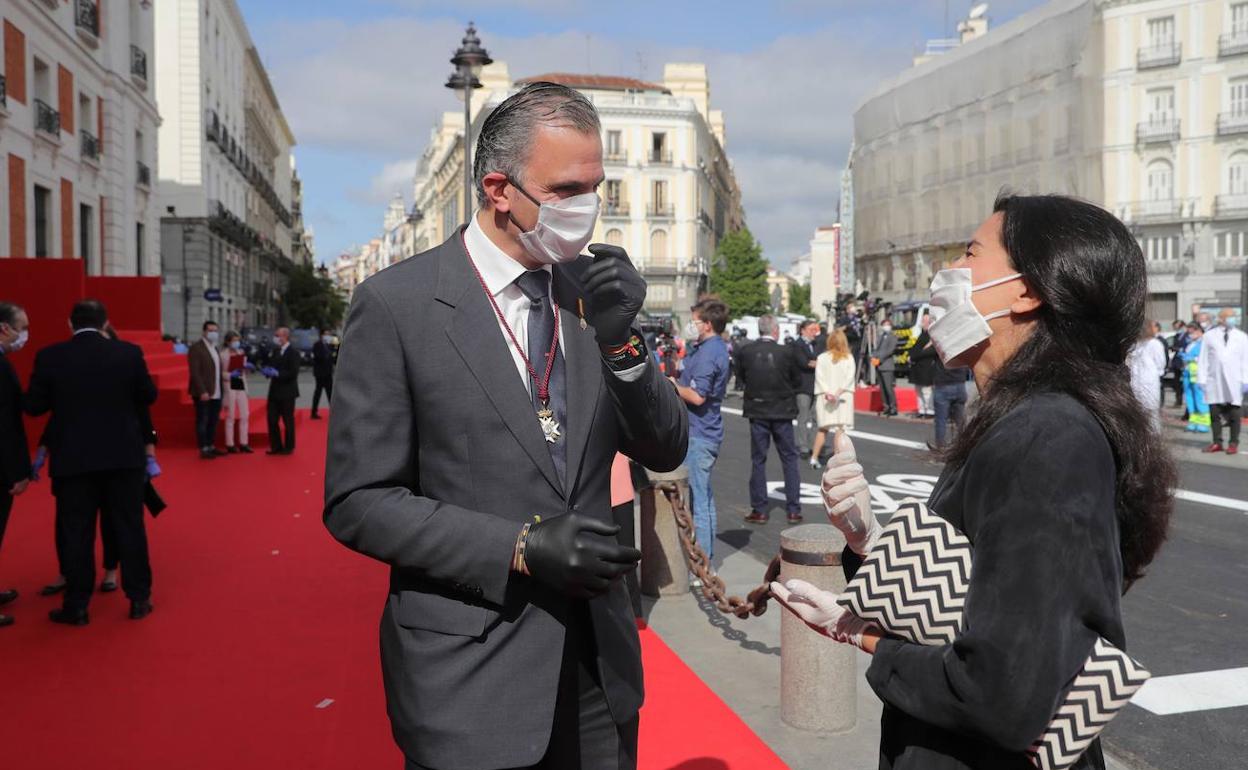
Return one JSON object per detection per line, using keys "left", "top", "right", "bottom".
{"left": 446, "top": 22, "right": 492, "bottom": 227}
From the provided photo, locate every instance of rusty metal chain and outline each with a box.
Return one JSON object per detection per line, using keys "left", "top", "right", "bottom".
{"left": 656, "top": 482, "right": 780, "bottom": 619}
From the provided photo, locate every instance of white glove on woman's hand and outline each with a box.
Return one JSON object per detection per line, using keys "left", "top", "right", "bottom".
{"left": 769, "top": 579, "right": 880, "bottom": 650}
{"left": 820, "top": 431, "right": 881, "bottom": 556}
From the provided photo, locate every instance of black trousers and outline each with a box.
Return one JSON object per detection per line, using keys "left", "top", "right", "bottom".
{"left": 878, "top": 371, "right": 897, "bottom": 413}
{"left": 195, "top": 398, "right": 221, "bottom": 449}
{"left": 312, "top": 376, "right": 332, "bottom": 415}
{"left": 1210, "top": 403, "right": 1243, "bottom": 445}
{"left": 55, "top": 470, "right": 150, "bottom": 611}
{"left": 52, "top": 504, "right": 118, "bottom": 575}
{"left": 267, "top": 396, "right": 296, "bottom": 451}
{"left": 403, "top": 604, "right": 638, "bottom": 770}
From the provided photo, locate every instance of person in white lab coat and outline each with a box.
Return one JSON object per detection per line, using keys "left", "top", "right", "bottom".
{"left": 1127, "top": 321, "right": 1168, "bottom": 431}
{"left": 1196, "top": 307, "right": 1248, "bottom": 454}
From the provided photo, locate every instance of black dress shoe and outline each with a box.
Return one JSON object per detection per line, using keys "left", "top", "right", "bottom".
{"left": 787, "top": 512, "right": 804, "bottom": 524}
{"left": 212, "top": 448, "right": 228, "bottom": 456}
{"left": 100, "top": 579, "right": 118, "bottom": 593}
{"left": 310, "top": 413, "right": 322, "bottom": 420}
{"left": 744, "top": 511, "right": 770, "bottom": 525}
{"left": 129, "top": 600, "right": 154, "bottom": 620}
{"left": 239, "top": 445, "right": 254, "bottom": 454}
{"left": 0, "top": 614, "right": 13, "bottom": 627}
{"left": 199, "top": 449, "right": 217, "bottom": 460}
{"left": 265, "top": 448, "right": 285, "bottom": 455}
{"left": 40, "top": 581, "right": 66, "bottom": 596}
{"left": 227, "top": 446, "right": 240, "bottom": 454}
{"left": 49, "top": 607, "right": 89, "bottom": 626}
{"left": 0, "top": 588, "right": 17, "bottom": 607}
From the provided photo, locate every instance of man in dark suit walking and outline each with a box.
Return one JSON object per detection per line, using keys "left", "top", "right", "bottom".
{"left": 324, "top": 82, "right": 686, "bottom": 770}
{"left": 310, "top": 328, "right": 335, "bottom": 420}
{"left": 265, "top": 326, "right": 300, "bottom": 454}
{"left": 25, "top": 300, "right": 157, "bottom": 625}
{"left": 738, "top": 315, "right": 806, "bottom": 525}
{"left": 788, "top": 319, "right": 820, "bottom": 457}
{"left": 0, "top": 302, "right": 32, "bottom": 628}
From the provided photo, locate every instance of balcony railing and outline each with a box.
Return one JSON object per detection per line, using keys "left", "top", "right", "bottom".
{"left": 136, "top": 161, "right": 151, "bottom": 188}
{"left": 75, "top": 0, "right": 100, "bottom": 41}
{"left": 1136, "top": 118, "right": 1180, "bottom": 144}
{"left": 647, "top": 150, "right": 673, "bottom": 166}
{"left": 1217, "top": 112, "right": 1248, "bottom": 137}
{"left": 604, "top": 151, "right": 627, "bottom": 164}
{"left": 130, "top": 45, "right": 148, "bottom": 83}
{"left": 80, "top": 130, "right": 100, "bottom": 162}
{"left": 1129, "top": 198, "right": 1192, "bottom": 222}
{"left": 1214, "top": 194, "right": 1248, "bottom": 218}
{"left": 647, "top": 203, "right": 675, "bottom": 218}
{"left": 0, "top": 74, "right": 6, "bottom": 110}
{"left": 34, "top": 99, "right": 60, "bottom": 137}
{"left": 1219, "top": 32, "right": 1248, "bottom": 58}
{"left": 602, "top": 201, "right": 630, "bottom": 217}
{"left": 1138, "top": 41, "right": 1181, "bottom": 69}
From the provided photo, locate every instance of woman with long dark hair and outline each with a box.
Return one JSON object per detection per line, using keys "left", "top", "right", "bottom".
{"left": 775, "top": 194, "right": 1176, "bottom": 769}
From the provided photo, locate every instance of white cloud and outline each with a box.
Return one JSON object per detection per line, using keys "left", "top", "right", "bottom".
{"left": 351, "top": 157, "right": 420, "bottom": 206}
{"left": 260, "top": 14, "right": 917, "bottom": 271}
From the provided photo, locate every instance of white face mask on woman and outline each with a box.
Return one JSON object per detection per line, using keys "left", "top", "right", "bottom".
{"left": 510, "top": 179, "right": 600, "bottom": 265}
{"left": 927, "top": 268, "right": 1023, "bottom": 366}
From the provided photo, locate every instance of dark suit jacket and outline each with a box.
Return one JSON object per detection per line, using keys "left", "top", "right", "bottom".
{"left": 187, "top": 338, "right": 219, "bottom": 398}
{"left": 0, "top": 354, "right": 31, "bottom": 487}
{"left": 267, "top": 345, "right": 301, "bottom": 402}
{"left": 311, "top": 340, "right": 336, "bottom": 379}
{"left": 323, "top": 229, "right": 687, "bottom": 769}
{"left": 789, "top": 337, "right": 819, "bottom": 395}
{"left": 25, "top": 332, "right": 157, "bottom": 478}
{"left": 737, "top": 337, "right": 803, "bottom": 420}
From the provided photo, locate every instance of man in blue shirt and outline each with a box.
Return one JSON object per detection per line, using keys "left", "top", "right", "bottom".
{"left": 669, "top": 298, "right": 731, "bottom": 561}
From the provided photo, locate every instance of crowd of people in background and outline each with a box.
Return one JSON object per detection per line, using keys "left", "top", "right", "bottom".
{"left": 0, "top": 297, "right": 338, "bottom": 629}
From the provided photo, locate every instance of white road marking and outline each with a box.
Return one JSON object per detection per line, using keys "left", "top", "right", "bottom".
{"left": 315, "top": 698, "right": 335, "bottom": 709}
{"left": 720, "top": 409, "right": 1248, "bottom": 514}
{"left": 1132, "top": 667, "right": 1248, "bottom": 715}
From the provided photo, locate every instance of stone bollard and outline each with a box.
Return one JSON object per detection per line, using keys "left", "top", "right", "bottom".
{"left": 639, "top": 465, "right": 690, "bottom": 597}
{"left": 779, "top": 523, "right": 857, "bottom": 733}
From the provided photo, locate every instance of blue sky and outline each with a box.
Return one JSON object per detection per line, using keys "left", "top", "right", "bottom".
{"left": 237, "top": 0, "right": 1049, "bottom": 269}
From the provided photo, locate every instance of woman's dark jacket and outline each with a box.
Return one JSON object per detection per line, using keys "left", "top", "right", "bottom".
{"left": 846, "top": 392, "right": 1125, "bottom": 770}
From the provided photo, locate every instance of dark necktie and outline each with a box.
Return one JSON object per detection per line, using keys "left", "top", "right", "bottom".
{"left": 516, "top": 269, "right": 566, "bottom": 488}
{"left": 1225, "top": 328, "right": 1230, "bottom": 345}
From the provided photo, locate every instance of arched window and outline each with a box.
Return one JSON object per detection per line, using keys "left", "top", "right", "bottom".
{"left": 1146, "top": 160, "right": 1173, "bottom": 201}
{"left": 650, "top": 229, "right": 669, "bottom": 264}
{"left": 1227, "top": 152, "right": 1248, "bottom": 195}
{"left": 605, "top": 228, "right": 624, "bottom": 247}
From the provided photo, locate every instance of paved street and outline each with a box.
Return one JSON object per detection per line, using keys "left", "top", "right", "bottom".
{"left": 696, "top": 392, "right": 1247, "bottom": 770}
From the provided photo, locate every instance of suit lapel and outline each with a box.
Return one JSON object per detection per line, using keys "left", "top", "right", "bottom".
{"left": 439, "top": 230, "right": 565, "bottom": 498}
{"left": 553, "top": 264, "right": 603, "bottom": 498}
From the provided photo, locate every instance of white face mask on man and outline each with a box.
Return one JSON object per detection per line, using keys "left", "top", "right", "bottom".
{"left": 509, "top": 179, "right": 600, "bottom": 265}
{"left": 926, "top": 268, "right": 1024, "bottom": 366}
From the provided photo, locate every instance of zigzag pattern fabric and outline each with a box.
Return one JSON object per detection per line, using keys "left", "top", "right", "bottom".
{"left": 837, "top": 500, "right": 1151, "bottom": 770}
{"left": 1026, "top": 639, "right": 1151, "bottom": 770}
{"left": 837, "top": 501, "right": 971, "bottom": 644}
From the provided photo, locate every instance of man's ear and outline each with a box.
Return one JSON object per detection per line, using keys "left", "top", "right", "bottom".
{"left": 480, "top": 172, "right": 511, "bottom": 213}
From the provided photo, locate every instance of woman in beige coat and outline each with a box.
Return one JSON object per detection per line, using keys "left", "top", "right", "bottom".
{"left": 810, "top": 329, "right": 856, "bottom": 468}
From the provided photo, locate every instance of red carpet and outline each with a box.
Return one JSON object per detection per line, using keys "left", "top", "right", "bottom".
{"left": 0, "top": 413, "right": 786, "bottom": 770}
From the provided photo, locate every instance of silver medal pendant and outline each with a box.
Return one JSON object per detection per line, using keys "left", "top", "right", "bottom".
{"left": 537, "top": 407, "right": 562, "bottom": 443}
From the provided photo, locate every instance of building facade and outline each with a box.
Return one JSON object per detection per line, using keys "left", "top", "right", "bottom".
{"left": 155, "top": 0, "right": 297, "bottom": 340}
{"left": 850, "top": 0, "right": 1247, "bottom": 321}
{"left": 1, "top": 0, "right": 160, "bottom": 275}
{"left": 407, "top": 62, "right": 746, "bottom": 325}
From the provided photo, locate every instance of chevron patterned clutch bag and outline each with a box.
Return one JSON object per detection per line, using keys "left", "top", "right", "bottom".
{"left": 837, "top": 501, "right": 1151, "bottom": 770}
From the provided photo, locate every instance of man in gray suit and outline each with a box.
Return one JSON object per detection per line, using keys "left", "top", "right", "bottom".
{"left": 324, "top": 82, "right": 687, "bottom": 770}
{"left": 874, "top": 320, "right": 899, "bottom": 416}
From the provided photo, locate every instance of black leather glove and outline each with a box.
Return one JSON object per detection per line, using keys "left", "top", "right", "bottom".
{"left": 524, "top": 513, "right": 642, "bottom": 599}
{"left": 584, "top": 244, "right": 646, "bottom": 347}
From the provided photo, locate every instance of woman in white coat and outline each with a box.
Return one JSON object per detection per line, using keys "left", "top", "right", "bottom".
{"left": 810, "top": 328, "right": 856, "bottom": 468}
{"left": 1196, "top": 308, "right": 1248, "bottom": 454}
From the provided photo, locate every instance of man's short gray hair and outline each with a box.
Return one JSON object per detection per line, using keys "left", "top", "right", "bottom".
{"left": 473, "top": 82, "right": 601, "bottom": 206}
{"left": 758, "top": 315, "right": 778, "bottom": 338}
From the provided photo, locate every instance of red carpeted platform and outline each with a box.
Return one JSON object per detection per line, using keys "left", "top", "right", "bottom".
{"left": 0, "top": 413, "right": 787, "bottom": 770}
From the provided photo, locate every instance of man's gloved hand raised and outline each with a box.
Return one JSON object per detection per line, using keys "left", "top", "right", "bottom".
{"left": 820, "top": 431, "right": 881, "bottom": 556}
{"left": 522, "top": 512, "right": 642, "bottom": 599}
{"left": 583, "top": 244, "right": 646, "bottom": 347}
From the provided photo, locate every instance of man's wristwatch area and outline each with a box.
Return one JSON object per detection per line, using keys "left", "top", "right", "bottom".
{"left": 600, "top": 333, "right": 647, "bottom": 373}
